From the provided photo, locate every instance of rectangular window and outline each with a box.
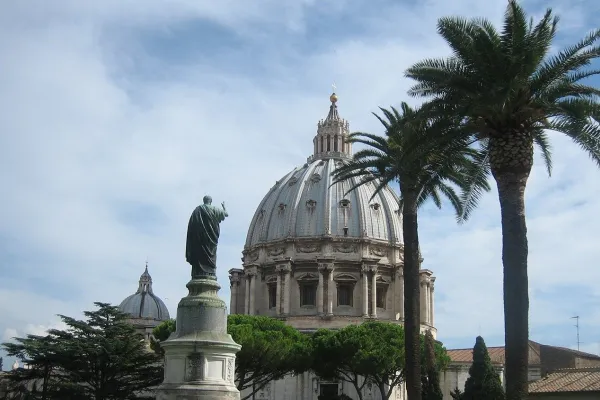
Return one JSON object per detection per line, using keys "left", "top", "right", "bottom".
{"left": 376, "top": 284, "right": 387, "bottom": 309}
{"left": 300, "top": 283, "right": 317, "bottom": 306}
{"left": 268, "top": 283, "right": 277, "bottom": 309}
{"left": 337, "top": 284, "right": 353, "bottom": 306}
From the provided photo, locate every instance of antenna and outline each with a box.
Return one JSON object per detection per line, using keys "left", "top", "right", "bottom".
{"left": 571, "top": 316, "right": 581, "bottom": 351}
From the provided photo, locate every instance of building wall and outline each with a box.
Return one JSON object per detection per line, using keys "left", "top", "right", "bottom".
{"left": 241, "top": 372, "right": 406, "bottom": 400}
{"left": 441, "top": 363, "right": 506, "bottom": 400}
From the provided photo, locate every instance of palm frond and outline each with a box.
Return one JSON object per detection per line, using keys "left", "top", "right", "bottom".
{"left": 533, "top": 130, "right": 553, "bottom": 176}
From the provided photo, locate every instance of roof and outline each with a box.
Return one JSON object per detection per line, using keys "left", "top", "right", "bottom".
{"left": 244, "top": 158, "right": 403, "bottom": 248}
{"left": 447, "top": 346, "right": 506, "bottom": 365}
{"left": 447, "top": 340, "right": 542, "bottom": 365}
{"left": 118, "top": 265, "right": 170, "bottom": 321}
{"left": 529, "top": 367, "right": 600, "bottom": 393}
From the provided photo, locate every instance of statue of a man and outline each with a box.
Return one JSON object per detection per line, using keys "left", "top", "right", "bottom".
{"left": 185, "top": 195, "right": 228, "bottom": 279}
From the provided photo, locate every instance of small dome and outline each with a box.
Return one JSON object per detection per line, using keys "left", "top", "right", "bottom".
{"left": 118, "top": 264, "right": 170, "bottom": 321}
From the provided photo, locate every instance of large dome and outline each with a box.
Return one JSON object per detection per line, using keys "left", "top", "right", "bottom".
{"left": 229, "top": 92, "right": 435, "bottom": 338}
{"left": 118, "top": 265, "right": 170, "bottom": 322}
{"left": 245, "top": 157, "right": 402, "bottom": 248}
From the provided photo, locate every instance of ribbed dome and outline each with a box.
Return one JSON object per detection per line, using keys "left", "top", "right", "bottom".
{"left": 245, "top": 157, "right": 402, "bottom": 248}
{"left": 118, "top": 265, "right": 170, "bottom": 321}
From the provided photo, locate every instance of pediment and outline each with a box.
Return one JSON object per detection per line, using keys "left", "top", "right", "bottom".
{"left": 297, "top": 272, "right": 319, "bottom": 281}
{"left": 334, "top": 273, "right": 357, "bottom": 282}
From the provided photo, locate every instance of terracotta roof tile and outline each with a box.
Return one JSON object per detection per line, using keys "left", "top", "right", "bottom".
{"left": 446, "top": 347, "right": 505, "bottom": 364}
{"left": 528, "top": 367, "right": 600, "bottom": 393}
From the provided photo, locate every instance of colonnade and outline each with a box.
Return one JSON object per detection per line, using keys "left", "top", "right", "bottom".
{"left": 229, "top": 265, "right": 435, "bottom": 326}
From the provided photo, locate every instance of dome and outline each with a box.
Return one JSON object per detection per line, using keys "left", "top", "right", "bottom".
{"left": 118, "top": 264, "right": 170, "bottom": 321}
{"left": 244, "top": 157, "right": 402, "bottom": 248}
{"left": 229, "top": 91, "right": 435, "bottom": 337}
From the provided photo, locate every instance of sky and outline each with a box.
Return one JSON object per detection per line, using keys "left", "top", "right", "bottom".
{"left": 1, "top": 0, "right": 600, "bottom": 370}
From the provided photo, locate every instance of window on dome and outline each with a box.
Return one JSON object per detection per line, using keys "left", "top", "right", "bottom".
{"left": 299, "top": 282, "right": 317, "bottom": 307}
{"left": 337, "top": 283, "right": 353, "bottom": 307}
{"left": 376, "top": 284, "right": 388, "bottom": 309}
{"left": 268, "top": 283, "right": 277, "bottom": 310}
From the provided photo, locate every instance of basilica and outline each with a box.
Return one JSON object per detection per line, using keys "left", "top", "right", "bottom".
{"left": 111, "top": 93, "right": 600, "bottom": 400}
{"left": 227, "top": 92, "right": 434, "bottom": 399}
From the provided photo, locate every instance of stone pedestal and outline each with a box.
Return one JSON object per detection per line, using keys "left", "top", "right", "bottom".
{"left": 156, "top": 278, "right": 241, "bottom": 400}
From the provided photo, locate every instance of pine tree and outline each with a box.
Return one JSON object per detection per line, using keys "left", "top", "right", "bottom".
{"left": 462, "top": 336, "right": 505, "bottom": 400}
{"left": 421, "top": 330, "right": 443, "bottom": 400}
{"left": 450, "top": 387, "right": 463, "bottom": 400}
{"left": 2, "top": 302, "right": 163, "bottom": 399}
{"left": 0, "top": 356, "right": 3, "bottom": 371}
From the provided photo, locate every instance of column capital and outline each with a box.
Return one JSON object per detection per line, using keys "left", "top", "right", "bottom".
{"left": 318, "top": 263, "right": 334, "bottom": 271}
{"left": 229, "top": 275, "right": 241, "bottom": 284}
{"left": 393, "top": 267, "right": 403, "bottom": 281}
{"left": 276, "top": 264, "right": 292, "bottom": 273}
{"left": 245, "top": 266, "right": 259, "bottom": 277}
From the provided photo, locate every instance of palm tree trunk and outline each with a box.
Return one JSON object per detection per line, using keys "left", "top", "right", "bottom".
{"left": 401, "top": 187, "right": 421, "bottom": 400}
{"left": 490, "top": 134, "right": 533, "bottom": 400}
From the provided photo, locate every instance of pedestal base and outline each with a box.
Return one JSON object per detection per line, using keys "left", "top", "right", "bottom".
{"left": 157, "top": 384, "right": 239, "bottom": 400}
{"left": 156, "top": 279, "right": 241, "bottom": 400}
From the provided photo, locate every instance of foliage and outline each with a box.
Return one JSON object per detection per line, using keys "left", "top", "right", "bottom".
{"left": 311, "top": 322, "right": 450, "bottom": 400}
{"left": 0, "top": 356, "right": 3, "bottom": 371}
{"left": 405, "top": 2, "right": 600, "bottom": 398}
{"left": 151, "top": 315, "right": 311, "bottom": 400}
{"left": 450, "top": 387, "right": 463, "bottom": 400}
{"left": 331, "top": 104, "right": 489, "bottom": 400}
{"left": 462, "top": 337, "right": 504, "bottom": 400}
{"left": 421, "top": 330, "right": 444, "bottom": 400}
{"left": 1, "top": 302, "right": 163, "bottom": 400}
{"left": 150, "top": 318, "right": 175, "bottom": 356}
{"left": 228, "top": 314, "right": 311, "bottom": 400}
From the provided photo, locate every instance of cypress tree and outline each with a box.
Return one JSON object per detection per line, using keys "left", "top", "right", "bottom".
{"left": 421, "top": 330, "right": 443, "bottom": 400}
{"left": 463, "top": 336, "right": 505, "bottom": 400}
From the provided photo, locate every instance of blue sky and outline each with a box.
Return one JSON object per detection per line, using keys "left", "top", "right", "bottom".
{"left": 1, "top": 0, "right": 600, "bottom": 369}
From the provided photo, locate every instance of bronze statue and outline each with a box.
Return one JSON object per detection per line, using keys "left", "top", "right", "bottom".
{"left": 185, "top": 195, "right": 228, "bottom": 279}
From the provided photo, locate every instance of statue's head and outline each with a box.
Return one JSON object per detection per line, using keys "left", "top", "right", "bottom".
{"left": 203, "top": 195, "right": 212, "bottom": 205}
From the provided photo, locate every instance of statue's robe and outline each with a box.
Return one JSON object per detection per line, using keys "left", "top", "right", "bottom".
{"left": 185, "top": 204, "right": 226, "bottom": 279}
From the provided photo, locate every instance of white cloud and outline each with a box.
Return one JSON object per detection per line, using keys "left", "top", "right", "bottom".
{"left": 0, "top": 0, "right": 599, "bottom": 367}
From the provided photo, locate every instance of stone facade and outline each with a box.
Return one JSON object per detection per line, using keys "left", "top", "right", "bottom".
{"left": 228, "top": 93, "right": 436, "bottom": 399}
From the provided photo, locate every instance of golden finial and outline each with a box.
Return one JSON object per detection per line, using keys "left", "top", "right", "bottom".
{"left": 330, "top": 83, "right": 338, "bottom": 103}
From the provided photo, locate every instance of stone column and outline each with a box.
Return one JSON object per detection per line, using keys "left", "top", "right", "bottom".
{"left": 248, "top": 268, "right": 257, "bottom": 316}
{"left": 283, "top": 265, "right": 291, "bottom": 315}
{"left": 371, "top": 267, "right": 378, "bottom": 319}
{"left": 317, "top": 265, "right": 325, "bottom": 314}
{"left": 326, "top": 266, "right": 334, "bottom": 316}
{"left": 229, "top": 275, "right": 239, "bottom": 314}
{"left": 394, "top": 268, "right": 403, "bottom": 321}
{"left": 420, "top": 277, "right": 429, "bottom": 324}
{"left": 362, "top": 265, "right": 369, "bottom": 317}
{"left": 244, "top": 275, "right": 250, "bottom": 315}
{"left": 430, "top": 278, "right": 435, "bottom": 326}
{"left": 275, "top": 268, "right": 282, "bottom": 315}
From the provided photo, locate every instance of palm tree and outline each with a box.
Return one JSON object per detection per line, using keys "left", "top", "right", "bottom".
{"left": 404, "top": 2, "right": 600, "bottom": 398}
{"left": 332, "top": 103, "right": 489, "bottom": 400}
